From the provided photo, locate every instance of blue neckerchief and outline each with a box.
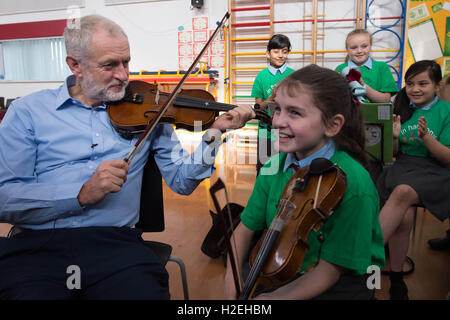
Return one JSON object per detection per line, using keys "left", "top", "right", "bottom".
{"left": 283, "top": 139, "right": 336, "bottom": 173}
{"left": 348, "top": 56, "right": 373, "bottom": 69}
{"left": 409, "top": 95, "right": 439, "bottom": 111}
{"left": 268, "top": 62, "right": 288, "bottom": 76}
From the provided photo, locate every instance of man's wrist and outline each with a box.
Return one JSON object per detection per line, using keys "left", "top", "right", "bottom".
{"left": 202, "top": 128, "right": 223, "bottom": 145}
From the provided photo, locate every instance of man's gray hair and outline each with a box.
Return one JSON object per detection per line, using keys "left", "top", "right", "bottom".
{"left": 64, "top": 14, "right": 127, "bottom": 63}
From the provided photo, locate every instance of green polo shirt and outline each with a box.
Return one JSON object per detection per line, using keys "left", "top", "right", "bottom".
{"left": 335, "top": 59, "right": 398, "bottom": 102}
{"left": 399, "top": 99, "right": 450, "bottom": 157}
{"left": 252, "top": 67, "right": 294, "bottom": 141}
{"left": 241, "top": 150, "right": 385, "bottom": 275}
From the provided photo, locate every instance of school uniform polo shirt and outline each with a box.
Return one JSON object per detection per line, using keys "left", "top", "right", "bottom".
{"left": 335, "top": 58, "right": 398, "bottom": 102}
{"left": 241, "top": 149, "right": 385, "bottom": 275}
{"left": 399, "top": 98, "right": 450, "bottom": 157}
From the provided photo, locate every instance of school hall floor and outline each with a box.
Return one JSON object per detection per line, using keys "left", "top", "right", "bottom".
{"left": 0, "top": 134, "right": 448, "bottom": 300}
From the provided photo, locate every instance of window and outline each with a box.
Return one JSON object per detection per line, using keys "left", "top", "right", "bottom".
{"left": 1, "top": 37, "right": 71, "bottom": 81}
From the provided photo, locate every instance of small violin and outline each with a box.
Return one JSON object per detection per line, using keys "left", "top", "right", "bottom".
{"left": 239, "top": 158, "right": 347, "bottom": 299}
{"left": 107, "top": 80, "right": 272, "bottom": 139}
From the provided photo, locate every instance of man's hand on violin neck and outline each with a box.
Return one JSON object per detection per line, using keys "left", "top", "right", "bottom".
{"left": 77, "top": 159, "right": 129, "bottom": 206}
{"left": 211, "top": 105, "right": 256, "bottom": 133}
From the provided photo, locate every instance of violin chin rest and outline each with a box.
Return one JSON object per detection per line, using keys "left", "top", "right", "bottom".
{"left": 309, "top": 158, "right": 334, "bottom": 175}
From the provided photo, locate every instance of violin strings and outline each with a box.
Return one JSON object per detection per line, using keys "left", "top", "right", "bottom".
{"left": 313, "top": 175, "right": 323, "bottom": 210}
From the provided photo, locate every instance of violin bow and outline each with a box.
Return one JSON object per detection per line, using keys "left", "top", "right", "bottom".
{"left": 209, "top": 178, "right": 243, "bottom": 297}
{"left": 124, "top": 11, "right": 231, "bottom": 163}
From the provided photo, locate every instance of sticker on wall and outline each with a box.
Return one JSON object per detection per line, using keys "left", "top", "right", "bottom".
{"left": 178, "top": 31, "right": 192, "bottom": 43}
{"left": 179, "top": 56, "right": 194, "bottom": 70}
{"left": 194, "top": 42, "right": 207, "bottom": 57}
{"left": 178, "top": 43, "right": 193, "bottom": 57}
{"left": 210, "top": 41, "right": 225, "bottom": 55}
{"left": 192, "top": 16, "right": 208, "bottom": 30}
{"left": 194, "top": 30, "right": 208, "bottom": 42}
{"left": 210, "top": 55, "right": 225, "bottom": 68}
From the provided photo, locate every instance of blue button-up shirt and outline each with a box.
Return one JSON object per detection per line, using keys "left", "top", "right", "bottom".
{"left": 410, "top": 95, "right": 439, "bottom": 111}
{"left": 348, "top": 57, "right": 373, "bottom": 70}
{"left": 268, "top": 62, "right": 288, "bottom": 76}
{"left": 0, "top": 76, "right": 218, "bottom": 229}
{"left": 283, "top": 139, "right": 336, "bottom": 172}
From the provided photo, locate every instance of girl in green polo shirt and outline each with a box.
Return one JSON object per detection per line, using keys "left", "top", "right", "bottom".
{"left": 377, "top": 60, "right": 450, "bottom": 300}
{"left": 335, "top": 29, "right": 398, "bottom": 103}
{"left": 224, "top": 65, "right": 385, "bottom": 300}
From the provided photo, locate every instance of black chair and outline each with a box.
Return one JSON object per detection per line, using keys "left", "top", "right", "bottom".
{"left": 5, "top": 98, "right": 14, "bottom": 108}
{"left": 137, "top": 151, "right": 189, "bottom": 300}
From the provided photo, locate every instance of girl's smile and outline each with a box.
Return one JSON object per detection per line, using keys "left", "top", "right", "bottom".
{"left": 406, "top": 71, "right": 438, "bottom": 108}
{"left": 272, "top": 86, "right": 329, "bottom": 160}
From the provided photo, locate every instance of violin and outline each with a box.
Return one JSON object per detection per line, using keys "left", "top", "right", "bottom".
{"left": 105, "top": 12, "right": 270, "bottom": 163}
{"left": 233, "top": 158, "right": 347, "bottom": 299}
{"left": 107, "top": 80, "right": 272, "bottom": 139}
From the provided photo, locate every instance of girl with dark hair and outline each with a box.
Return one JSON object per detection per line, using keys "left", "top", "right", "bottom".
{"left": 377, "top": 60, "right": 450, "bottom": 300}
{"left": 224, "top": 65, "right": 385, "bottom": 300}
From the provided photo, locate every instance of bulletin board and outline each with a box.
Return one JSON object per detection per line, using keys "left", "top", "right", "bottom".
{"left": 405, "top": 0, "right": 450, "bottom": 77}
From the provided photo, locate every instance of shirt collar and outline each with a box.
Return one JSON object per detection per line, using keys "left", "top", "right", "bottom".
{"left": 56, "top": 75, "right": 107, "bottom": 110}
{"left": 268, "top": 62, "right": 288, "bottom": 76}
{"left": 283, "top": 139, "right": 336, "bottom": 172}
{"left": 348, "top": 57, "right": 373, "bottom": 70}
{"left": 55, "top": 75, "right": 76, "bottom": 109}
{"left": 409, "top": 95, "right": 439, "bottom": 111}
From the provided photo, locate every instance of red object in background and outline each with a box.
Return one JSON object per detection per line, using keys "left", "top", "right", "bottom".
{"left": 0, "top": 109, "right": 6, "bottom": 122}
{"left": 346, "top": 68, "right": 362, "bottom": 83}
{"left": 0, "top": 19, "right": 66, "bottom": 40}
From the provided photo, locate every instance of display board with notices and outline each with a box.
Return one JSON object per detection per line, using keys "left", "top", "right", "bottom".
{"left": 405, "top": 0, "right": 450, "bottom": 77}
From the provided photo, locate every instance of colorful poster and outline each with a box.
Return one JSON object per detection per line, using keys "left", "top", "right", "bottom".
{"left": 405, "top": 0, "right": 450, "bottom": 77}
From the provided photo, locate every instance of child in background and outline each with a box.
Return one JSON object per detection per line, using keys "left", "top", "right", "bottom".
{"left": 335, "top": 29, "right": 398, "bottom": 103}
{"left": 225, "top": 65, "right": 385, "bottom": 300}
{"left": 252, "top": 34, "right": 295, "bottom": 174}
{"left": 377, "top": 60, "right": 450, "bottom": 300}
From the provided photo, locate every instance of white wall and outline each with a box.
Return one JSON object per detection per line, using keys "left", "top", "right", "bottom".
{"left": 0, "top": 0, "right": 404, "bottom": 102}
{"left": 0, "top": 0, "right": 228, "bottom": 99}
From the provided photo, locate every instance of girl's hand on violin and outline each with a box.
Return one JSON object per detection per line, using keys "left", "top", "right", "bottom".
{"left": 211, "top": 105, "right": 256, "bottom": 133}
{"left": 418, "top": 116, "right": 428, "bottom": 138}
{"left": 77, "top": 159, "right": 129, "bottom": 206}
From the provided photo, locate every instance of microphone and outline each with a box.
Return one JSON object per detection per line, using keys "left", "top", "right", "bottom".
{"left": 91, "top": 143, "right": 98, "bottom": 148}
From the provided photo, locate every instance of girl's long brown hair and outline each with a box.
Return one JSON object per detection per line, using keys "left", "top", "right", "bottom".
{"left": 278, "top": 64, "right": 369, "bottom": 168}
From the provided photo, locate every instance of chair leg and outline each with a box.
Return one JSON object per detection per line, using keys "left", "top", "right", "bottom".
{"left": 169, "top": 255, "right": 189, "bottom": 300}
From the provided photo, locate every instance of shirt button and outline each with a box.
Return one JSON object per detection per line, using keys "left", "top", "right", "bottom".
{"left": 93, "top": 111, "right": 97, "bottom": 114}
{"left": 95, "top": 133, "right": 100, "bottom": 137}
{"left": 94, "top": 156, "right": 98, "bottom": 160}
{"left": 72, "top": 221, "right": 78, "bottom": 226}
{"left": 89, "top": 165, "right": 93, "bottom": 169}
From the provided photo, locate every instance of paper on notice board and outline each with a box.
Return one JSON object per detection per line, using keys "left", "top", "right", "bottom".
{"left": 408, "top": 19, "right": 443, "bottom": 61}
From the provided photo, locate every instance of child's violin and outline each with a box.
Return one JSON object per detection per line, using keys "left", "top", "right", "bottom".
{"left": 107, "top": 80, "right": 272, "bottom": 139}
{"left": 239, "top": 158, "right": 347, "bottom": 299}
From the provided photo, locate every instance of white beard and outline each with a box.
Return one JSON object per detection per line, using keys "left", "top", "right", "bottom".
{"left": 81, "top": 71, "right": 128, "bottom": 103}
